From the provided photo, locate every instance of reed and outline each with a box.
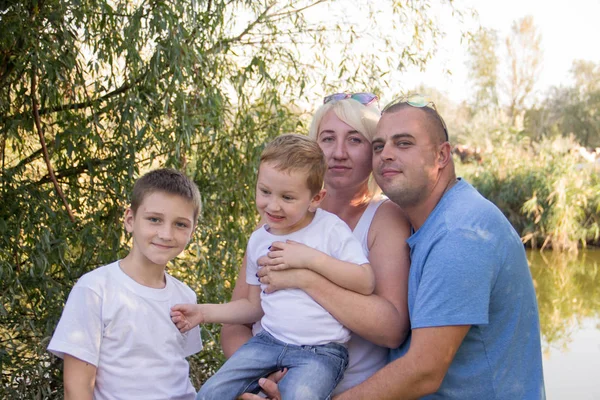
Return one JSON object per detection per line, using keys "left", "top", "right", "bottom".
{"left": 458, "top": 134, "right": 600, "bottom": 251}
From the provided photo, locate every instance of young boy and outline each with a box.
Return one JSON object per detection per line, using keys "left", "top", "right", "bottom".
{"left": 48, "top": 168, "right": 203, "bottom": 400}
{"left": 170, "top": 134, "right": 374, "bottom": 400}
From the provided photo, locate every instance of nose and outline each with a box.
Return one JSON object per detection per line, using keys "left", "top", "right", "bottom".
{"left": 378, "top": 142, "right": 395, "bottom": 161}
{"left": 332, "top": 140, "right": 347, "bottom": 159}
{"left": 157, "top": 224, "right": 174, "bottom": 240}
{"left": 266, "top": 197, "right": 282, "bottom": 212}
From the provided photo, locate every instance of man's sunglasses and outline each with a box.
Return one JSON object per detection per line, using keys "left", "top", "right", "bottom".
{"left": 323, "top": 92, "right": 379, "bottom": 106}
{"left": 382, "top": 94, "right": 449, "bottom": 142}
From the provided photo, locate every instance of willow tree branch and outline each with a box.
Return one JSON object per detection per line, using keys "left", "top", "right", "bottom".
{"left": 35, "top": 156, "right": 117, "bottom": 185}
{"left": 206, "top": 2, "right": 276, "bottom": 53}
{"left": 31, "top": 66, "right": 76, "bottom": 223}
{"left": 39, "top": 73, "right": 147, "bottom": 116}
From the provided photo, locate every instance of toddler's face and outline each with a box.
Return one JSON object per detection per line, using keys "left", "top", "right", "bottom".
{"left": 255, "top": 162, "right": 320, "bottom": 235}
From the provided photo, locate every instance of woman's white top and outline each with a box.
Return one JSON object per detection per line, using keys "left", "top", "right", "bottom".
{"left": 333, "top": 197, "right": 389, "bottom": 394}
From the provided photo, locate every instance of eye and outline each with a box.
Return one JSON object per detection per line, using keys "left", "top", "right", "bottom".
{"left": 395, "top": 140, "right": 412, "bottom": 147}
{"left": 349, "top": 136, "right": 363, "bottom": 144}
{"left": 282, "top": 195, "right": 295, "bottom": 201}
{"left": 320, "top": 135, "right": 334, "bottom": 143}
{"left": 260, "top": 188, "right": 270, "bottom": 195}
{"left": 372, "top": 143, "right": 384, "bottom": 153}
{"left": 176, "top": 222, "right": 190, "bottom": 229}
{"left": 148, "top": 217, "right": 160, "bottom": 223}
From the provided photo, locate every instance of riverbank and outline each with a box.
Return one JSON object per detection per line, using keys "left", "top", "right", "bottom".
{"left": 457, "top": 134, "right": 600, "bottom": 252}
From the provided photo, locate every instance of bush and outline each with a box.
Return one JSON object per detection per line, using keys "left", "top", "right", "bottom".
{"left": 459, "top": 134, "right": 600, "bottom": 251}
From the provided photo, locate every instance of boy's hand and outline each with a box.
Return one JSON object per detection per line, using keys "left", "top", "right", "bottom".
{"left": 170, "top": 304, "right": 204, "bottom": 333}
{"left": 261, "top": 240, "right": 323, "bottom": 271}
{"left": 256, "top": 268, "right": 312, "bottom": 294}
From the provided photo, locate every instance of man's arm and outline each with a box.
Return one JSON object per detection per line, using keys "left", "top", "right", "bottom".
{"left": 334, "top": 325, "right": 470, "bottom": 399}
{"left": 64, "top": 354, "right": 96, "bottom": 400}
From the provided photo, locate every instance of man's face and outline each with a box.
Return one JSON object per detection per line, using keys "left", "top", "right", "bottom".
{"left": 372, "top": 107, "right": 442, "bottom": 208}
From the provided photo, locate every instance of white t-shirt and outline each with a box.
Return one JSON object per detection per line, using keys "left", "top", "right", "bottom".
{"left": 334, "top": 197, "right": 389, "bottom": 394}
{"left": 246, "top": 208, "right": 369, "bottom": 346}
{"left": 48, "top": 261, "right": 203, "bottom": 400}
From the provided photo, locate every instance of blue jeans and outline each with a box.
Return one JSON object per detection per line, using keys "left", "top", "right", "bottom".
{"left": 197, "top": 330, "right": 348, "bottom": 400}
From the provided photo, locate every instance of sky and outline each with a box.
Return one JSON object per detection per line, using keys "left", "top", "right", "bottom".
{"left": 403, "top": 0, "right": 600, "bottom": 103}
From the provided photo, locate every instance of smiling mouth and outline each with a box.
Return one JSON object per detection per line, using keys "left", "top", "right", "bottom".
{"left": 266, "top": 212, "right": 285, "bottom": 221}
{"left": 152, "top": 243, "right": 174, "bottom": 249}
{"left": 379, "top": 168, "right": 401, "bottom": 177}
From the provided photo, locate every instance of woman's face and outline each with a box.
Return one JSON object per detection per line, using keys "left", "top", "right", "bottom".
{"left": 316, "top": 110, "right": 373, "bottom": 191}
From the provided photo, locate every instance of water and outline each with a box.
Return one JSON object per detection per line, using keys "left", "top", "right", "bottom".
{"left": 528, "top": 249, "right": 600, "bottom": 399}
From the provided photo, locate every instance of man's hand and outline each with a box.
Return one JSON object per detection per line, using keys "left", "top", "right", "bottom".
{"left": 239, "top": 369, "right": 287, "bottom": 400}
{"left": 170, "top": 304, "right": 204, "bottom": 333}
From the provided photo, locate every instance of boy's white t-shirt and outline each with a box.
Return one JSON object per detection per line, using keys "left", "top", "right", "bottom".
{"left": 246, "top": 208, "right": 369, "bottom": 346}
{"left": 48, "top": 261, "right": 203, "bottom": 400}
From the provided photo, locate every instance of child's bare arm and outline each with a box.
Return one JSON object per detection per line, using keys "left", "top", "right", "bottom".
{"left": 263, "top": 241, "right": 375, "bottom": 295}
{"left": 64, "top": 354, "right": 96, "bottom": 400}
{"left": 171, "top": 286, "right": 263, "bottom": 333}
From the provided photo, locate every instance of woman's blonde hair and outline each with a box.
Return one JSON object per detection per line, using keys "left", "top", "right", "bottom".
{"left": 308, "top": 98, "right": 381, "bottom": 196}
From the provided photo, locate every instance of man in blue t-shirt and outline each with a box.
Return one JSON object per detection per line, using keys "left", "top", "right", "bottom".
{"left": 335, "top": 97, "right": 545, "bottom": 399}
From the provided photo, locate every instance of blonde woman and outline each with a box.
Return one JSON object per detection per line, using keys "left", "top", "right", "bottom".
{"left": 223, "top": 94, "right": 411, "bottom": 398}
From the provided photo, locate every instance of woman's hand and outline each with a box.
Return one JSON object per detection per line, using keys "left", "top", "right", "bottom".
{"left": 239, "top": 369, "right": 287, "bottom": 400}
{"left": 259, "top": 240, "right": 324, "bottom": 271}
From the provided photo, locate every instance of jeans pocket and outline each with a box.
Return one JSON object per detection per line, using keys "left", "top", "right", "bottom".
{"left": 314, "top": 343, "right": 349, "bottom": 365}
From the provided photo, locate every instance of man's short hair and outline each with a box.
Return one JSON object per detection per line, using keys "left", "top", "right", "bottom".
{"left": 131, "top": 168, "right": 202, "bottom": 221}
{"left": 382, "top": 102, "right": 449, "bottom": 144}
{"left": 260, "top": 133, "right": 326, "bottom": 195}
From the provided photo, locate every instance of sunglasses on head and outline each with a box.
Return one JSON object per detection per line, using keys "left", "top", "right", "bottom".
{"left": 323, "top": 92, "right": 379, "bottom": 106}
{"left": 382, "top": 93, "right": 449, "bottom": 142}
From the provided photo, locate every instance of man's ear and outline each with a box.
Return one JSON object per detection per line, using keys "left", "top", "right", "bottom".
{"left": 124, "top": 208, "right": 135, "bottom": 233}
{"left": 308, "top": 188, "right": 327, "bottom": 212}
{"left": 437, "top": 142, "right": 453, "bottom": 167}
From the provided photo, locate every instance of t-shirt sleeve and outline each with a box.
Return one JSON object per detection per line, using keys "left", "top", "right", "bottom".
{"left": 47, "top": 284, "right": 103, "bottom": 366}
{"left": 411, "top": 229, "right": 496, "bottom": 329}
{"left": 183, "top": 289, "right": 203, "bottom": 357}
{"left": 245, "top": 234, "right": 261, "bottom": 286}
{"left": 328, "top": 220, "right": 369, "bottom": 265}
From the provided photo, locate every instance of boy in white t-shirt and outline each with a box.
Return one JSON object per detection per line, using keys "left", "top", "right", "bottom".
{"left": 170, "top": 134, "right": 374, "bottom": 400}
{"left": 48, "top": 168, "right": 203, "bottom": 400}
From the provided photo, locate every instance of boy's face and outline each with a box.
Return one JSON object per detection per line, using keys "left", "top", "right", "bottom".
{"left": 124, "top": 191, "right": 196, "bottom": 268}
{"left": 256, "top": 162, "right": 325, "bottom": 235}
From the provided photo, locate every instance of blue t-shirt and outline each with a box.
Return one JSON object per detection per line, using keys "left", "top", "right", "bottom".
{"left": 390, "top": 179, "right": 545, "bottom": 399}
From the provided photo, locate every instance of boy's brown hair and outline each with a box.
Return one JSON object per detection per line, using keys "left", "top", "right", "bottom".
{"left": 131, "top": 168, "right": 202, "bottom": 221}
{"left": 260, "top": 133, "right": 326, "bottom": 195}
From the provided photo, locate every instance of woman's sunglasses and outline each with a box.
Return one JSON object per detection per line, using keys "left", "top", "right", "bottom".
{"left": 323, "top": 92, "right": 379, "bottom": 106}
{"left": 382, "top": 94, "right": 449, "bottom": 142}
